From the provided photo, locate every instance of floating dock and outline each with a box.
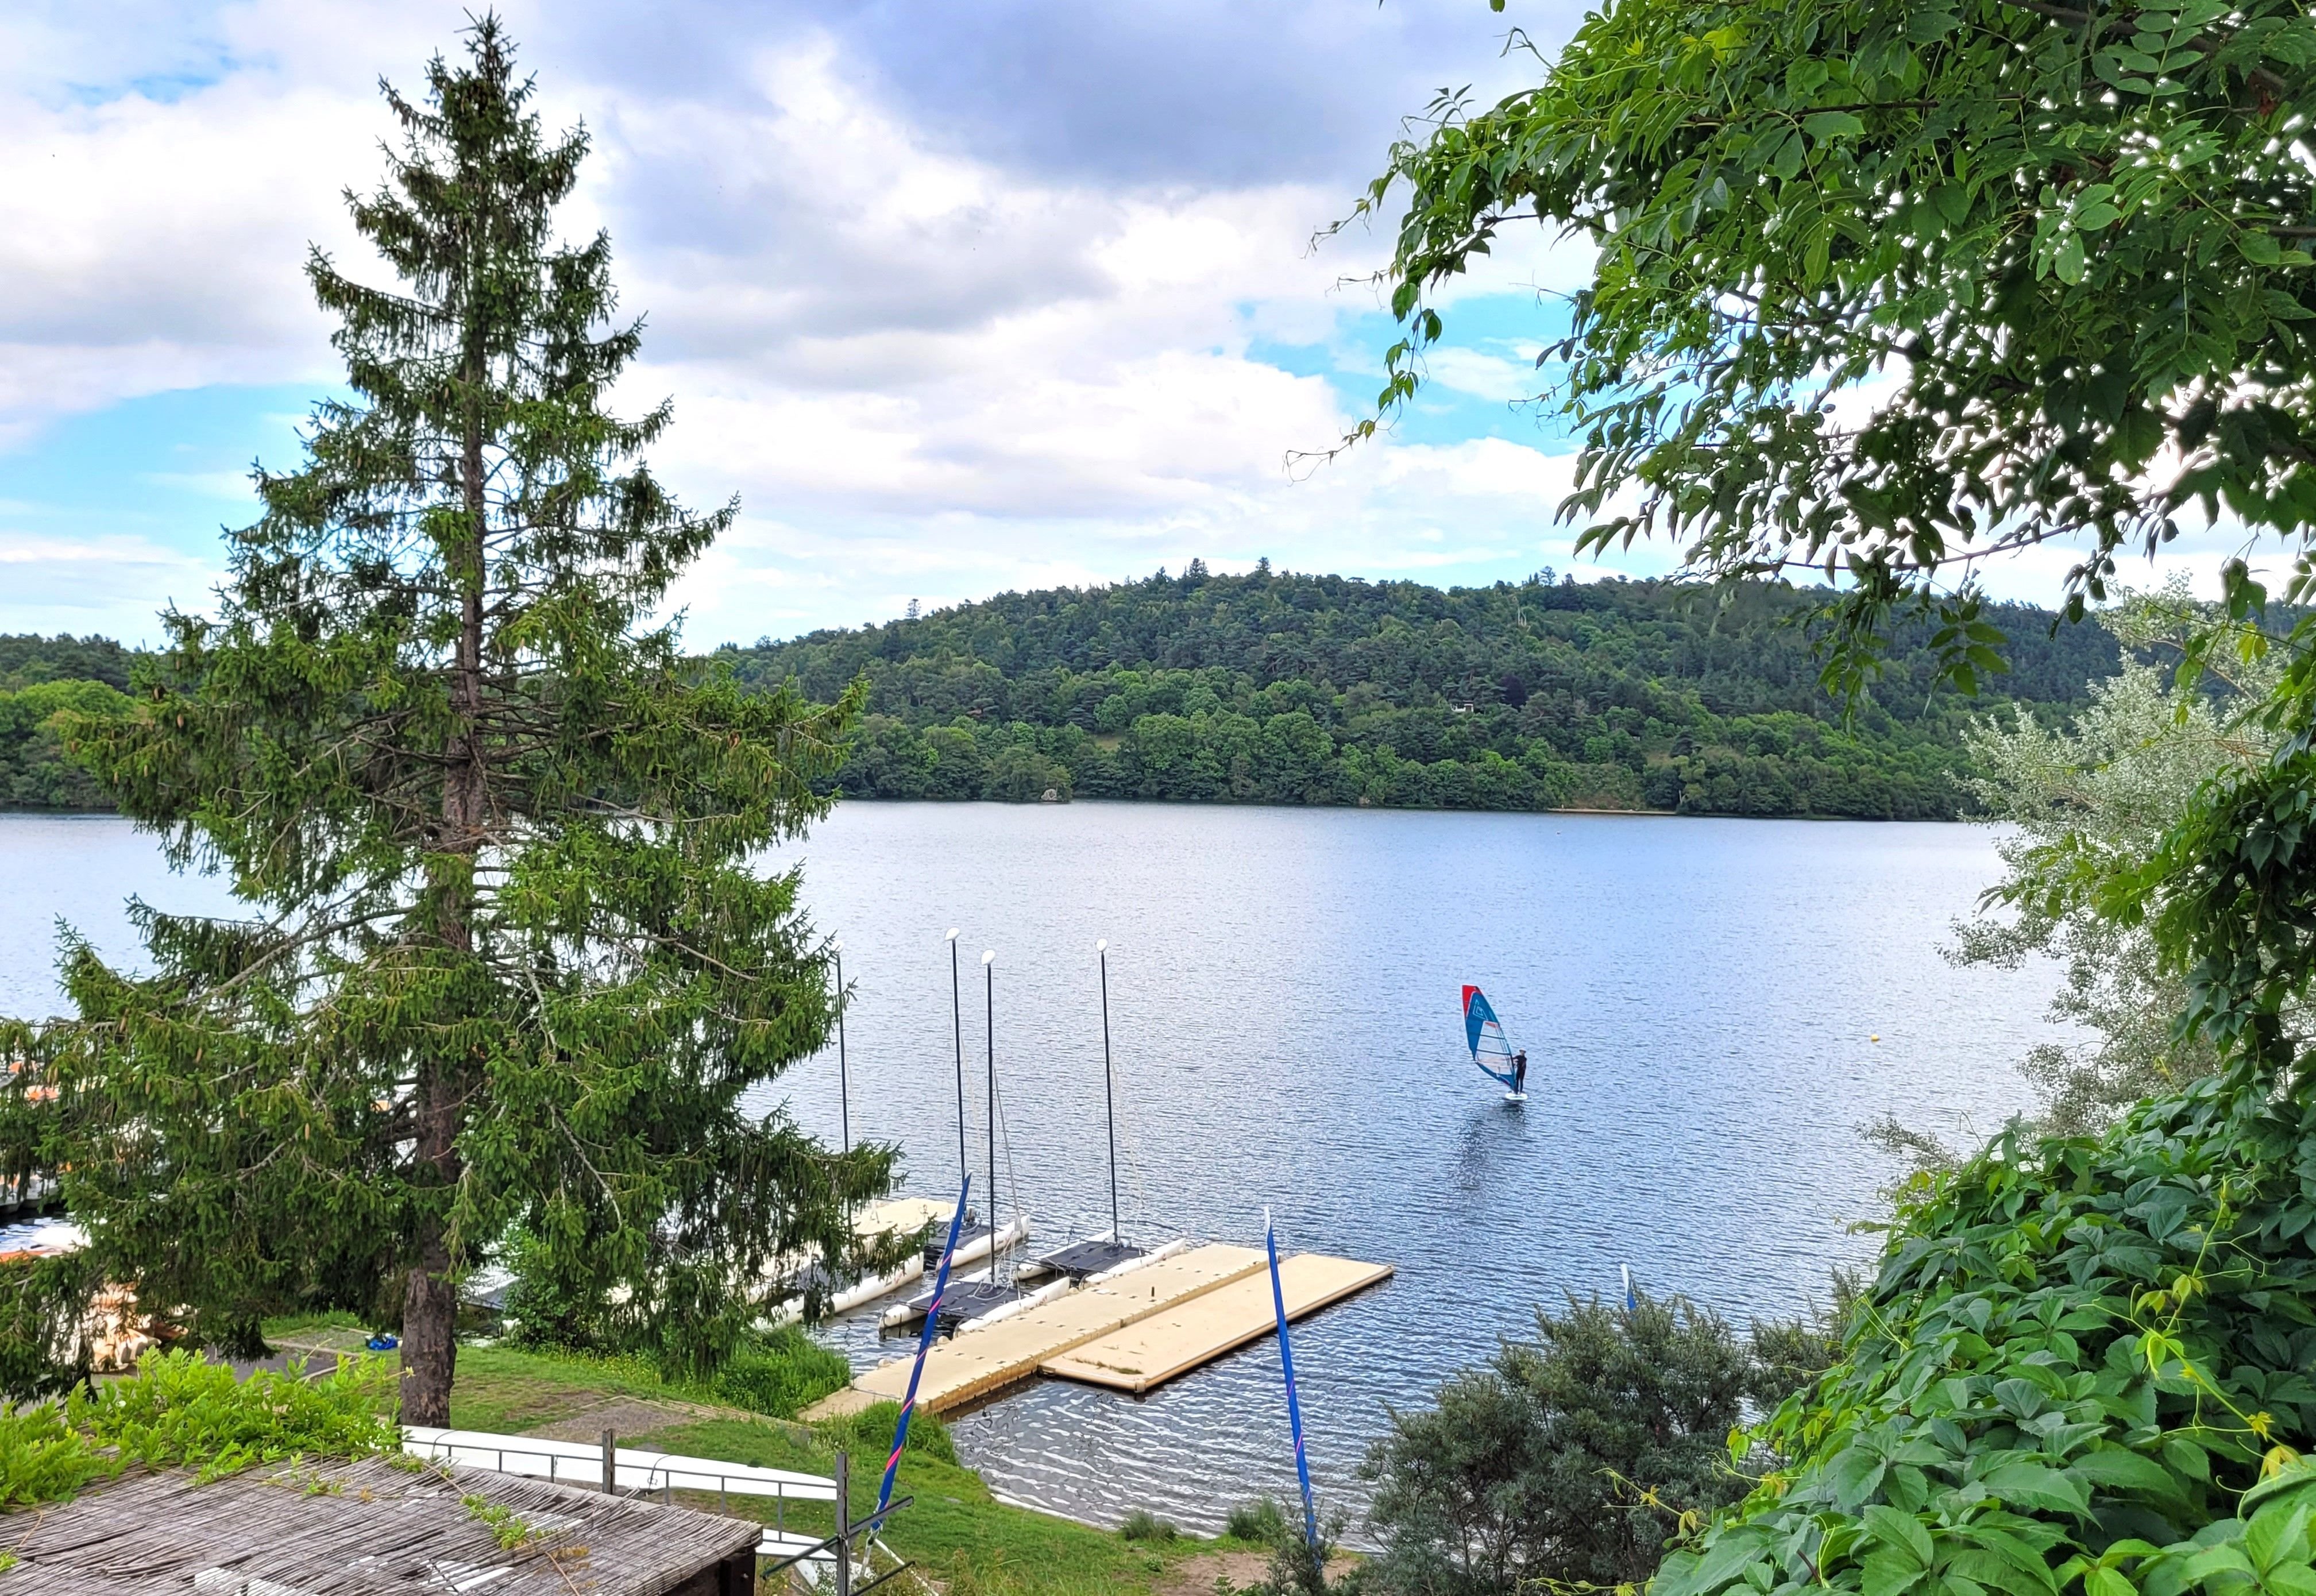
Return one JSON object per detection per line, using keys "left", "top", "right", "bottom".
{"left": 804, "top": 1241, "right": 1391, "bottom": 1417}
{"left": 1043, "top": 1251, "right": 1394, "bottom": 1395}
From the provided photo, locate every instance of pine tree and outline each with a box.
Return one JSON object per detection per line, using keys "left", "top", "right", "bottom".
{"left": 0, "top": 19, "right": 890, "bottom": 1423}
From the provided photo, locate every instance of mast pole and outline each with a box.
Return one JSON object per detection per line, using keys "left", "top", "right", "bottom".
{"left": 983, "top": 949, "right": 998, "bottom": 1282}
{"left": 1098, "top": 940, "right": 1118, "bottom": 1245}
{"left": 947, "top": 930, "right": 966, "bottom": 1198}
{"left": 833, "top": 941, "right": 849, "bottom": 1158}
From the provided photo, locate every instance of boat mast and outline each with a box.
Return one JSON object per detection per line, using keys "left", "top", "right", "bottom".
{"left": 1097, "top": 939, "right": 1120, "bottom": 1246}
{"left": 833, "top": 940, "right": 848, "bottom": 1157}
{"left": 982, "top": 948, "right": 998, "bottom": 1280}
{"left": 947, "top": 929, "right": 966, "bottom": 1199}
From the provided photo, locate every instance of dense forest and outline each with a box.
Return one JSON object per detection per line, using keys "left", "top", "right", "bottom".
{"left": 712, "top": 565, "right": 2123, "bottom": 820}
{"left": 0, "top": 636, "right": 132, "bottom": 810}
{"left": 0, "top": 571, "right": 2123, "bottom": 820}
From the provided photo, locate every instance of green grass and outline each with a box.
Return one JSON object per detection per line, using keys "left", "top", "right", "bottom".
{"left": 419, "top": 1339, "right": 1276, "bottom": 1594}
{"left": 445, "top": 1343, "right": 689, "bottom": 1433}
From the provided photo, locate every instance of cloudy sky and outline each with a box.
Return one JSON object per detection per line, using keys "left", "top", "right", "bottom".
{"left": 1, "top": 1, "right": 2241, "bottom": 650}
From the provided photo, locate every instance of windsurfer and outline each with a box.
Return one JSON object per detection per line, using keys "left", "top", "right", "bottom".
{"left": 1512, "top": 1050, "right": 1527, "bottom": 1095}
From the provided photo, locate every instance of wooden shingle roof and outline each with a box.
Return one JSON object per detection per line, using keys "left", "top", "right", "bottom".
{"left": 2, "top": 1454, "right": 759, "bottom": 1594}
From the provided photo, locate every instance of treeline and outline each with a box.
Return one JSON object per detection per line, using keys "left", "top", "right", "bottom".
{"left": 0, "top": 637, "right": 133, "bottom": 810}
{"left": 713, "top": 566, "right": 2121, "bottom": 820}
{"left": 0, "top": 572, "right": 2123, "bottom": 820}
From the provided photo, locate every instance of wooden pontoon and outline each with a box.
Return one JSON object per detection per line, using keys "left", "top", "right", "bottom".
{"left": 1044, "top": 1251, "right": 1395, "bottom": 1395}
{"left": 806, "top": 1240, "right": 1392, "bottom": 1417}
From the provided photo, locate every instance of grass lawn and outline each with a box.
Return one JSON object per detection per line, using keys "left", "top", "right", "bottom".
{"left": 420, "top": 1339, "right": 1270, "bottom": 1595}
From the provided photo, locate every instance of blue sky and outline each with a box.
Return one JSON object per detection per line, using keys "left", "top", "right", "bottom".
{"left": 0, "top": 1, "right": 2234, "bottom": 649}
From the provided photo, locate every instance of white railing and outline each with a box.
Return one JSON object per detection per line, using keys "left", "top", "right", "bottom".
{"left": 401, "top": 1425, "right": 837, "bottom": 1545}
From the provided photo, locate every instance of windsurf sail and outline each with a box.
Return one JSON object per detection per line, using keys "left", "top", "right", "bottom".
{"left": 1461, "top": 985, "right": 1520, "bottom": 1089}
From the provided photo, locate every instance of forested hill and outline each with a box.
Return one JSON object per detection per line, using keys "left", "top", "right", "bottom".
{"left": 0, "top": 635, "right": 134, "bottom": 809}
{"left": 714, "top": 567, "right": 2121, "bottom": 820}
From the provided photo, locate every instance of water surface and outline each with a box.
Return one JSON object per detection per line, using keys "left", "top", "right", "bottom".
{"left": 0, "top": 805, "right": 2056, "bottom": 1535}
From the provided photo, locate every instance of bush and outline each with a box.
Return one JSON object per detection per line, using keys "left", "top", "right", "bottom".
{"left": 1121, "top": 1509, "right": 1179, "bottom": 1543}
{"left": 1659, "top": 1076, "right": 2316, "bottom": 1596}
{"left": 75, "top": 1348, "right": 399, "bottom": 1482}
{"left": 0, "top": 1404, "right": 102, "bottom": 1508}
{"left": 1226, "top": 1496, "right": 1288, "bottom": 1545}
{"left": 814, "top": 1400, "right": 957, "bottom": 1468}
{"left": 1361, "top": 1289, "right": 1772, "bottom": 1594}
{"left": 2, "top": 1348, "right": 397, "bottom": 1510}
{"left": 710, "top": 1326, "right": 848, "bottom": 1420}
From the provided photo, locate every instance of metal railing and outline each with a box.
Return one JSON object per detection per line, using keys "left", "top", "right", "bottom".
{"left": 401, "top": 1425, "right": 836, "bottom": 1540}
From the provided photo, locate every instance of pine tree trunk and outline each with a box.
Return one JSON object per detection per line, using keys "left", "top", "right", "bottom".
{"left": 402, "top": 378, "right": 489, "bottom": 1428}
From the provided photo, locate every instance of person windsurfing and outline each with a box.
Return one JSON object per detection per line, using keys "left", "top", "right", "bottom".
{"left": 1462, "top": 985, "right": 1528, "bottom": 1100}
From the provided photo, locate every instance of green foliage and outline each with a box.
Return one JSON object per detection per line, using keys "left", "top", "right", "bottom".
{"left": 1226, "top": 1497, "right": 1290, "bottom": 1545}
{"left": 1120, "top": 1509, "right": 1180, "bottom": 1543}
{"left": 726, "top": 569, "right": 2122, "bottom": 820}
{"left": 1361, "top": 1290, "right": 1817, "bottom": 1594}
{"left": 815, "top": 1400, "right": 958, "bottom": 1468}
{"left": 1659, "top": 1077, "right": 2316, "bottom": 1596}
{"left": 709, "top": 1326, "right": 849, "bottom": 1419}
{"left": 462, "top": 1493, "right": 541, "bottom": 1549}
{"left": 1346, "top": 0, "right": 2316, "bottom": 692}
{"left": 0, "top": 1404, "right": 103, "bottom": 1509}
{"left": 0, "top": 20, "right": 889, "bottom": 1429}
{"left": 1, "top": 1349, "right": 397, "bottom": 1511}
{"left": 0, "top": 1252, "right": 92, "bottom": 1402}
{"left": 1941, "top": 585, "right": 2289, "bottom": 1142}
{"left": 0, "top": 678, "right": 129, "bottom": 809}
{"left": 72, "top": 1349, "right": 400, "bottom": 1483}
{"left": 0, "top": 635, "right": 134, "bottom": 693}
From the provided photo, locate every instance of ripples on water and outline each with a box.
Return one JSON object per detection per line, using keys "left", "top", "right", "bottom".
{"left": 775, "top": 803, "right": 2055, "bottom": 1534}
{"left": 0, "top": 805, "right": 2058, "bottom": 1536}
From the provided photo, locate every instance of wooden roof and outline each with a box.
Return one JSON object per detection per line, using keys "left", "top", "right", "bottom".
{"left": 1, "top": 1454, "right": 760, "bottom": 1594}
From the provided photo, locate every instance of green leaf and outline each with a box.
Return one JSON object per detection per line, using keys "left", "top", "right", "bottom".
{"left": 1832, "top": 1446, "right": 1890, "bottom": 1510}
{"left": 1979, "top": 1461, "right": 2091, "bottom": 1517}
{"left": 2072, "top": 1447, "right": 2182, "bottom": 1500}
{"left": 2240, "top": 230, "right": 2284, "bottom": 266}
{"left": 1865, "top": 1505, "right": 1936, "bottom": 1568}
{"left": 1803, "top": 110, "right": 1865, "bottom": 141}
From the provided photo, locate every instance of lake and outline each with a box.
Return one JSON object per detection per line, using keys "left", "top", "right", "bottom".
{"left": 0, "top": 804, "right": 2058, "bottom": 1535}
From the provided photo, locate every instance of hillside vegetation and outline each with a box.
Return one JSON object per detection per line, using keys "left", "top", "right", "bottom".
{"left": 716, "top": 566, "right": 2121, "bottom": 820}
{"left": 0, "top": 576, "right": 2121, "bottom": 821}
{"left": 0, "top": 637, "right": 133, "bottom": 810}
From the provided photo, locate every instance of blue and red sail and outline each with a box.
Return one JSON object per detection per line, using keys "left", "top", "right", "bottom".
{"left": 1461, "top": 985, "right": 1520, "bottom": 1089}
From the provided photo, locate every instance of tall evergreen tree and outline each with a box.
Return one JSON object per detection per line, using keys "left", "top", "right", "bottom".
{"left": 0, "top": 20, "right": 890, "bottom": 1422}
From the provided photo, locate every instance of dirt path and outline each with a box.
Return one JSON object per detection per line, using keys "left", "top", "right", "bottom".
{"left": 1153, "top": 1549, "right": 1359, "bottom": 1595}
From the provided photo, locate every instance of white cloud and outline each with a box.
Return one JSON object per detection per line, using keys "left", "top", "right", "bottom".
{"left": 0, "top": 1, "right": 1693, "bottom": 648}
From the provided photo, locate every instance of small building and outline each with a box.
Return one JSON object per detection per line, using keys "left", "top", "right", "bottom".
{"left": 3, "top": 1454, "right": 760, "bottom": 1594}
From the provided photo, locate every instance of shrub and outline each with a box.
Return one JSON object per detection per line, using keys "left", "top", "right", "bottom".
{"left": 1360, "top": 1289, "right": 1762, "bottom": 1593}
{"left": 2, "top": 1347, "right": 397, "bottom": 1511}
{"left": 1121, "top": 1509, "right": 1179, "bottom": 1543}
{"left": 1226, "top": 1496, "right": 1288, "bottom": 1545}
{"left": 1659, "top": 1076, "right": 2316, "bottom": 1596}
{"left": 814, "top": 1400, "right": 957, "bottom": 1468}
{"left": 72, "top": 1348, "right": 399, "bottom": 1482}
{"left": 0, "top": 1404, "right": 103, "bottom": 1508}
{"left": 710, "top": 1326, "right": 848, "bottom": 1420}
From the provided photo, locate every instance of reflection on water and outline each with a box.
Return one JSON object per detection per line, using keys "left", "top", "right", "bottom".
{"left": 0, "top": 805, "right": 2056, "bottom": 1535}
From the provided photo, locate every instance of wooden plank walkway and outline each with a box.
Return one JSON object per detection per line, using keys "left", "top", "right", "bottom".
{"left": 812, "top": 1243, "right": 1269, "bottom": 1416}
{"left": 1042, "top": 1253, "right": 1395, "bottom": 1395}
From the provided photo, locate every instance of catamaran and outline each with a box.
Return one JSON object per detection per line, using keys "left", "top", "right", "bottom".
{"left": 1462, "top": 984, "right": 1528, "bottom": 1103}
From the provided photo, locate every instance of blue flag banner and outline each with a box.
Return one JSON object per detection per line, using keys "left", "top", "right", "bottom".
{"left": 1267, "top": 1211, "right": 1321, "bottom": 1556}
{"left": 875, "top": 1177, "right": 970, "bottom": 1530}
